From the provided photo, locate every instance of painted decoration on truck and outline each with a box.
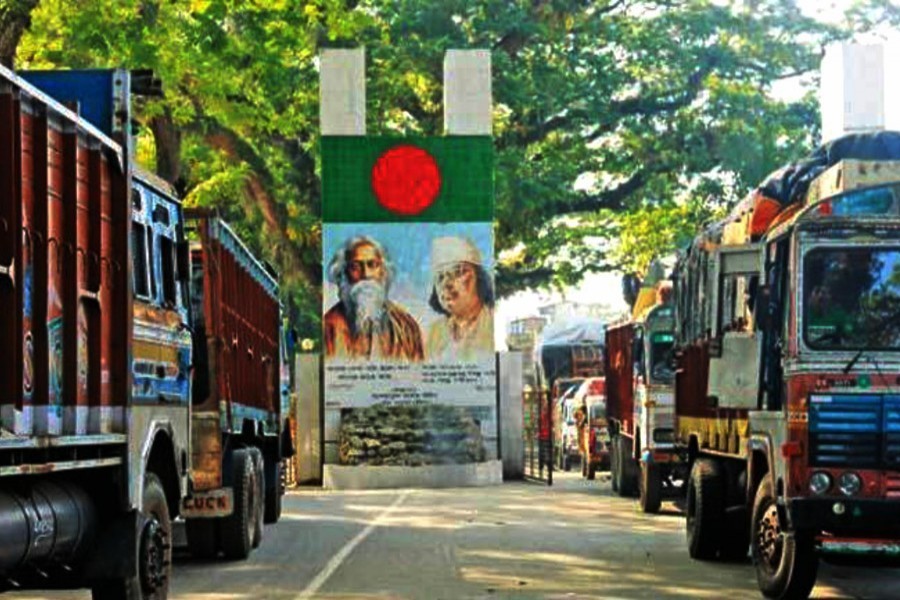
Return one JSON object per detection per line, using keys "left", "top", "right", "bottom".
{"left": 322, "top": 222, "right": 495, "bottom": 405}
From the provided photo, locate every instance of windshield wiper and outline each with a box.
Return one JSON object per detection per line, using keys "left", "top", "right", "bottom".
{"left": 843, "top": 348, "right": 865, "bottom": 374}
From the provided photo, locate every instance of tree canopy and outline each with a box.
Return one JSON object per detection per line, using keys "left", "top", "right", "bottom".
{"left": 10, "top": 0, "right": 899, "bottom": 342}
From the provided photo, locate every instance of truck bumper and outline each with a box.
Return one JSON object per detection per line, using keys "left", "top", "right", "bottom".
{"left": 818, "top": 538, "right": 900, "bottom": 557}
{"left": 788, "top": 497, "right": 900, "bottom": 538}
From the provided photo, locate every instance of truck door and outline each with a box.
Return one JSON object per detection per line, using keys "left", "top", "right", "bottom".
{"left": 708, "top": 245, "right": 762, "bottom": 409}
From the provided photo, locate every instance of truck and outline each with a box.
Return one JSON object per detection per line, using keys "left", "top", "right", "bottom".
{"left": 605, "top": 273, "right": 681, "bottom": 513}
{"left": 181, "top": 208, "right": 293, "bottom": 557}
{"left": 570, "top": 376, "right": 609, "bottom": 480}
{"left": 533, "top": 317, "right": 605, "bottom": 476}
{"left": 551, "top": 376, "right": 585, "bottom": 472}
{"left": 672, "top": 131, "right": 900, "bottom": 599}
{"left": 0, "top": 66, "right": 290, "bottom": 598}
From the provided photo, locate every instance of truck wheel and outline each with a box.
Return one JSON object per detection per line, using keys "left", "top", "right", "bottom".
{"left": 185, "top": 518, "right": 218, "bottom": 559}
{"left": 220, "top": 449, "right": 258, "bottom": 560}
{"left": 610, "top": 439, "right": 620, "bottom": 492}
{"left": 686, "top": 458, "right": 724, "bottom": 560}
{"left": 92, "top": 473, "right": 171, "bottom": 600}
{"left": 249, "top": 448, "right": 265, "bottom": 549}
{"left": 265, "top": 460, "right": 284, "bottom": 524}
{"left": 751, "top": 475, "right": 818, "bottom": 599}
{"left": 617, "top": 436, "right": 637, "bottom": 497}
{"left": 639, "top": 462, "right": 662, "bottom": 514}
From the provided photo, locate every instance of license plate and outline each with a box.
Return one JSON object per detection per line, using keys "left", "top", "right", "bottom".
{"left": 181, "top": 489, "right": 233, "bottom": 518}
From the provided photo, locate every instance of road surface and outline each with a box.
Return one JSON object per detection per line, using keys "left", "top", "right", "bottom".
{"left": 7, "top": 471, "right": 900, "bottom": 599}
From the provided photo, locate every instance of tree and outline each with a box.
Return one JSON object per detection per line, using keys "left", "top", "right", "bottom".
{"left": 12, "top": 0, "right": 900, "bottom": 340}
{"left": 0, "top": 0, "right": 39, "bottom": 66}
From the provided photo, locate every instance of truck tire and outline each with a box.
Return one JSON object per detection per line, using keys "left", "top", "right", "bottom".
{"left": 751, "top": 475, "right": 818, "bottom": 599}
{"left": 265, "top": 460, "right": 284, "bottom": 524}
{"left": 219, "top": 449, "right": 258, "bottom": 560}
{"left": 686, "top": 458, "right": 724, "bottom": 560}
{"left": 185, "top": 518, "right": 218, "bottom": 559}
{"left": 249, "top": 447, "right": 265, "bottom": 549}
{"left": 639, "top": 462, "right": 662, "bottom": 514}
{"left": 617, "top": 436, "right": 637, "bottom": 497}
{"left": 92, "top": 473, "right": 171, "bottom": 600}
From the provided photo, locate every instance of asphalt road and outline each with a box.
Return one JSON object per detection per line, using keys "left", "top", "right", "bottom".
{"left": 7, "top": 470, "right": 900, "bottom": 599}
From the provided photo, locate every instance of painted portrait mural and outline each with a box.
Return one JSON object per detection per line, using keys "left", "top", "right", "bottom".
{"left": 322, "top": 222, "right": 495, "bottom": 407}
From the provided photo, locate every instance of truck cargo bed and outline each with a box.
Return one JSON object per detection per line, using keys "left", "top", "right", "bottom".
{"left": 186, "top": 210, "right": 281, "bottom": 436}
{"left": 0, "top": 65, "right": 130, "bottom": 441}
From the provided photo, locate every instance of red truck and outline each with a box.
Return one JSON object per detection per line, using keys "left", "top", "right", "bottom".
{"left": 182, "top": 209, "right": 293, "bottom": 557}
{"left": 673, "top": 135, "right": 900, "bottom": 599}
{"left": 0, "top": 66, "right": 291, "bottom": 598}
{"left": 605, "top": 281, "right": 681, "bottom": 513}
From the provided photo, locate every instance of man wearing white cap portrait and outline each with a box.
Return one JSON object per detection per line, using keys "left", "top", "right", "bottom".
{"left": 426, "top": 236, "right": 494, "bottom": 361}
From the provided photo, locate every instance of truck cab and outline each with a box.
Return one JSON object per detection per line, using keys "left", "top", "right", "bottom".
{"left": 750, "top": 167, "right": 900, "bottom": 593}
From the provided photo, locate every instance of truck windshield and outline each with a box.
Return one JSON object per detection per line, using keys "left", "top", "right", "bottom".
{"left": 649, "top": 332, "right": 675, "bottom": 384}
{"left": 803, "top": 247, "right": 900, "bottom": 350}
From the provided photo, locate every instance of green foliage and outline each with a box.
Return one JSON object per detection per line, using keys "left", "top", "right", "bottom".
{"left": 609, "top": 198, "right": 727, "bottom": 276}
{"left": 14, "top": 0, "right": 896, "bottom": 341}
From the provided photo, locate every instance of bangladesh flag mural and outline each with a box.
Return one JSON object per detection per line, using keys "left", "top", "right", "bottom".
{"left": 321, "top": 136, "right": 493, "bottom": 222}
{"left": 321, "top": 136, "right": 497, "bottom": 462}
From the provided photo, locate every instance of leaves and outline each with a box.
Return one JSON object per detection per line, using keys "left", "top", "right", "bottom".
{"left": 13, "top": 0, "right": 894, "bottom": 342}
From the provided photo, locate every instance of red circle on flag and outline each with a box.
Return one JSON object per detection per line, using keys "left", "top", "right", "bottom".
{"left": 371, "top": 145, "right": 442, "bottom": 216}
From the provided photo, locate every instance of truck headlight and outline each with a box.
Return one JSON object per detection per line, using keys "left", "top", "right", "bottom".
{"left": 809, "top": 471, "right": 832, "bottom": 495}
{"left": 838, "top": 472, "right": 862, "bottom": 496}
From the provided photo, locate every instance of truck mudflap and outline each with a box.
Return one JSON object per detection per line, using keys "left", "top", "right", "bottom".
{"left": 181, "top": 489, "right": 233, "bottom": 519}
{"left": 788, "top": 497, "right": 900, "bottom": 537}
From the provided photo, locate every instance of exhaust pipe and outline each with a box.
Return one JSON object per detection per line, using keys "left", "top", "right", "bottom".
{"left": 0, "top": 481, "right": 96, "bottom": 574}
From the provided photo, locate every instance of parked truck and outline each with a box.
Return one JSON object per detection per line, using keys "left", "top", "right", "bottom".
{"left": 181, "top": 208, "right": 293, "bottom": 558}
{"left": 0, "top": 66, "right": 290, "bottom": 598}
{"left": 533, "top": 317, "right": 605, "bottom": 476}
{"left": 571, "top": 376, "right": 609, "bottom": 480}
{"left": 551, "top": 376, "right": 585, "bottom": 472}
{"left": 605, "top": 273, "right": 681, "bottom": 513}
{"left": 672, "top": 132, "right": 900, "bottom": 599}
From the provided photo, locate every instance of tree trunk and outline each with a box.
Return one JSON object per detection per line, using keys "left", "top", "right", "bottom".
{"left": 0, "top": 1, "right": 40, "bottom": 68}
{"left": 149, "top": 108, "right": 183, "bottom": 189}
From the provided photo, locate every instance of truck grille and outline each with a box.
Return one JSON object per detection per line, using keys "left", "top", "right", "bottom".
{"left": 808, "top": 394, "right": 900, "bottom": 469}
{"left": 885, "top": 473, "right": 900, "bottom": 499}
{"left": 884, "top": 396, "right": 900, "bottom": 469}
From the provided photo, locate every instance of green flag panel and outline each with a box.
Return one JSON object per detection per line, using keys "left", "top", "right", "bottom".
{"left": 322, "top": 136, "right": 493, "bottom": 223}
